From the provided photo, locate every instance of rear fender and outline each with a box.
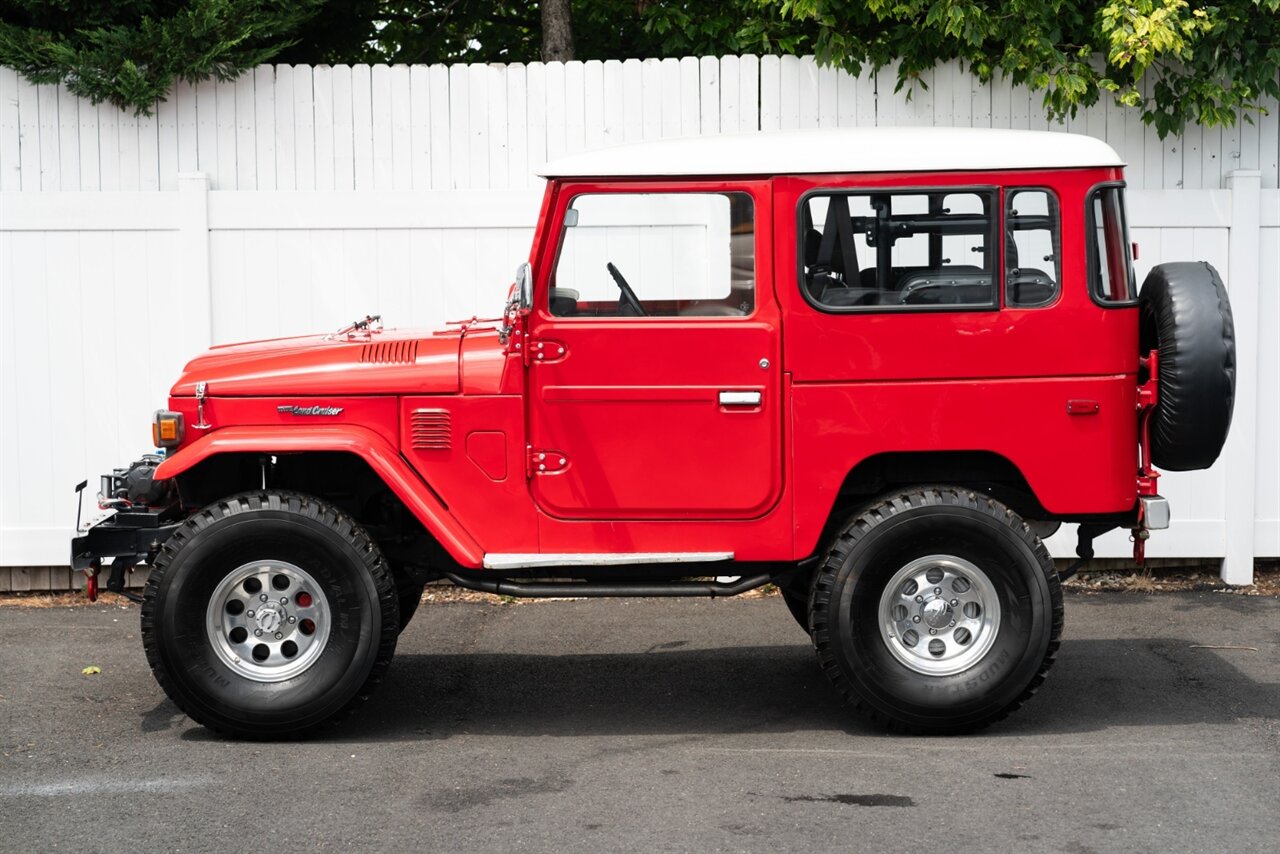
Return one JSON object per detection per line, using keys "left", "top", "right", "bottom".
{"left": 154, "top": 425, "right": 484, "bottom": 567}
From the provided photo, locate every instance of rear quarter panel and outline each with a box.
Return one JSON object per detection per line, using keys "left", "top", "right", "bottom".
{"left": 776, "top": 169, "right": 1138, "bottom": 558}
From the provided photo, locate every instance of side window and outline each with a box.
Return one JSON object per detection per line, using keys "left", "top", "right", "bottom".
{"left": 1087, "top": 185, "right": 1137, "bottom": 304}
{"left": 1006, "top": 188, "right": 1061, "bottom": 307}
{"left": 550, "top": 192, "right": 755, "bottom": 318}
{"left": 800, "top": 190, "right": 997, "bottom": 310}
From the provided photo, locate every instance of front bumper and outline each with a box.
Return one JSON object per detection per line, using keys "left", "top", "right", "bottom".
{"left": 72, "top": 459, "right": 183, "bottom": 601}
{"left": 70, "top": 505, "right": 183, "bottom": 573}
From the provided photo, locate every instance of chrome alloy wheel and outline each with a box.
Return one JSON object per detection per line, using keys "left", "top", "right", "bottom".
{"left": 206, "top": 560, "right": 331, "bottom": 682}
{"left": 877, "top": 555, "right": 1001, "bottom": 676}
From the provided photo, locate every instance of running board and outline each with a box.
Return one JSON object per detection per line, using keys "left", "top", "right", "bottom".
{"left": 444, "top": 571, "right": 772, "bottom": 599}
{"left": 482, "top": 551, "right": 733, "bottom": 570}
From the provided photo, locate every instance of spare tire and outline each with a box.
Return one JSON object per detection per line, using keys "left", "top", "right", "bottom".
{"left": 1138, "top": 262, "right": 1235, "bottom": 471}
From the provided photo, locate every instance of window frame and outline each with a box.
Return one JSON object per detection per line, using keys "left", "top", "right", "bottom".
{"left": 545, "top": 186, "right": 759, "bottom": 321}
{"left": 1004, "top": 185, "right": 1063, "bottom": 309}
{"left": 795, "top": 185, "right": 1002, "bottom": 314}
{"left": 1084, "top": 181, "right": 1139, "bottom": 308}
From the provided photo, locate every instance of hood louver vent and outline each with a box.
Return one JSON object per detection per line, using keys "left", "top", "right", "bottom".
{"left": 361, "top": 341, "right": 419, "bottom": 364}
{"left": 410, "top": 409, "right": 451, "bottom": 450}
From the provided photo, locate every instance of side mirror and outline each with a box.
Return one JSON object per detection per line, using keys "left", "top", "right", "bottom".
{"left": 515, "top": 262, "right": 532, "bottom": 310}
{"left": 500, "top": 263, "right": 532, "bottom": 348}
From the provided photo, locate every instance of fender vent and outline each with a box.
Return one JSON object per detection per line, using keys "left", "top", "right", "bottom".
{"left": 361, "top": 341, "right": 419, "bottom": 364}
{"left": 410, "top": 409, "right": 451, "bottom": 450}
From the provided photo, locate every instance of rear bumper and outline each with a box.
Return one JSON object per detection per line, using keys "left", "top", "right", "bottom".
{"left": 1140, "top": 495, "right": 1170, "bottom": 530}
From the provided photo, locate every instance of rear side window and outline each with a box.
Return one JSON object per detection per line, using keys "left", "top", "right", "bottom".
{"left": 799, "top": 189, "right": 997, "bottom": 311}
{"left": 1005, "top": 188, "right": 1060, "bottom": 307}
{"left": 1087, "top": 185, "right": 1137, "bottom": 305}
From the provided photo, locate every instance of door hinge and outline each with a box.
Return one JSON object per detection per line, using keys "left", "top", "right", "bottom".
{"left": 529, "top": 338, "right": 568, "bottom": 364}
{"left": 527, "top": 446, "right": 569, "bottom": 477}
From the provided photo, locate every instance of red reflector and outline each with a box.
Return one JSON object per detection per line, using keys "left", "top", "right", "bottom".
{"left": 295, "top": 591, "right": 313, "bottom": 608}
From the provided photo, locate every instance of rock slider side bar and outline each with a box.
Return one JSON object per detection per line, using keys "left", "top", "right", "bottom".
{"left": 444, "top": 569, "right": 771, "bottom": 599}
{"left": 482, "top": 552, "right": 734, "bottom": 570}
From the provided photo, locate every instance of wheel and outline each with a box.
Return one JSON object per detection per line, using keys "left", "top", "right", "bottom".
{"left": 1139, "top": 262, "right": 1235, "bottom": 471}
{"left": 141, "top": 491, "right": 399, "bottom": 738}
{"left": 809, "top": 487, "right": 1062, "bottom": 734}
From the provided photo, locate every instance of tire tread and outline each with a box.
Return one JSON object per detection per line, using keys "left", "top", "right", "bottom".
{"left": 807, "top": 486, "right": 1062, "bottom": 734}
{"left": 140, "top": 490, "right": 399, "bottom": 739}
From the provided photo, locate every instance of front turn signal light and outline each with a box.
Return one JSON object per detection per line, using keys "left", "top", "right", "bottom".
{"left": 152, "top": 410, "right": 185, "bottom": 448}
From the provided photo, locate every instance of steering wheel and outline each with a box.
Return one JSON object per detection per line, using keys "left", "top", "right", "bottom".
{"left": 606, "top": 262, "right": 646, "bottom": 316}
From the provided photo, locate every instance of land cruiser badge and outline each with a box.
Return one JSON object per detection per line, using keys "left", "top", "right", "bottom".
{"left": 277, "top": 405, "right": 344, "bottom": 416}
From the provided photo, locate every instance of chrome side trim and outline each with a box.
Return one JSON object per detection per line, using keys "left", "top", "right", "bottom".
{"left": 1140, "top": 495, "right": 1171, "bottom": 530}
{"left": 483, "top": 552, "right": 734, "bottom": 570}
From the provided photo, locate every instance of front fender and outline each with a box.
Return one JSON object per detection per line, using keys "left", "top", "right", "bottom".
{"left": 155, "top": 425, "right": 484, "bottom": 567}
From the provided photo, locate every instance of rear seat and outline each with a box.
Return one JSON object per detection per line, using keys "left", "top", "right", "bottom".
{"left": 895, "top": 266, "right": 992, "bottom": 306}
{"left": 820, "top": 287, "right": 888, "bottom": 307}
{"left": 1006, "top": 268, "right": 1056, "bottom": 306}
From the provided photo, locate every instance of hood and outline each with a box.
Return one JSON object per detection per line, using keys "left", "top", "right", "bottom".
{"left": 171, "top": 328, "right": 463, "bottom": 396}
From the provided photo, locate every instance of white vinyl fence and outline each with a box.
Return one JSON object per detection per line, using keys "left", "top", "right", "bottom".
{"left": 1, "top": 57, "right": 1276, "bottom": 590}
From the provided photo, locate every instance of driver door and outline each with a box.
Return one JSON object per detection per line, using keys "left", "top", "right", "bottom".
{"left": 525, "top": 183, "right": 782, "bottom": 521}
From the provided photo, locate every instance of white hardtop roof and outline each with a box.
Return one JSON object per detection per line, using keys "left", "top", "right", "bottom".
{"left": 539, "top": 127, "right": 1123, "bottom": 178}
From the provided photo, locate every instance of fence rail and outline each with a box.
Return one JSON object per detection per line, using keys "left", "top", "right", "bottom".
{"left": 1, "top": 57, "right": 1277, "bottom": 589}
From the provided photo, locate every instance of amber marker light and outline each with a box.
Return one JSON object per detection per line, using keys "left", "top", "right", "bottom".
{"left": 152, "top": 410, "right": 185, "bottom": 448}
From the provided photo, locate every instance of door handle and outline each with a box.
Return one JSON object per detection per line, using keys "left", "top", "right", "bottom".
{"left": 719, "top": 391, "right": 762, "bottom": 406}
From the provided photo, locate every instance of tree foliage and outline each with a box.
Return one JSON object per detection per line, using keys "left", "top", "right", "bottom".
{"left": 772, "top": 0, "right": 1280, "bottom": 137}
{"left": 0, "top": 1, "right": 326, "bottom": 112}
{"left": 2, "top": 1, "right": 1275, "bottom": 135}
{"left": 324, "top": 2, "right": 813, "bottom": 67}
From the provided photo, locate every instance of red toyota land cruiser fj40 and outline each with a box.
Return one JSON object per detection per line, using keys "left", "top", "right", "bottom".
{"left": 73, "top": 128, "right": 1235, "bottom": 737}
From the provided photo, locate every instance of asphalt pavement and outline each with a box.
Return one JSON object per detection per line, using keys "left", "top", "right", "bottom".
{"left": 1, "top": 591, "right": 1277, "bottom": 853}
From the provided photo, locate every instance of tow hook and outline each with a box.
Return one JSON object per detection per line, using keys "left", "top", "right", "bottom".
{"left": 83, "top": 560, "right": 100, "bottom": 602}
{"left": 1132, "top": 517, "right": 1150, "bottom": 566}
{"left": 82, "top": 560, "right": 143, "bottom": 604}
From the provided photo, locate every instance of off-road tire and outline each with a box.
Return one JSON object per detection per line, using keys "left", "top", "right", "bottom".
{"left": 809, "top": 486, "right": 1062, "bottom": 734}
{"left": 1139, "top": 261, "right": 1235, "bottom": 471}
{"left": 141, "top": 491, "right": 399, "bottom": 738}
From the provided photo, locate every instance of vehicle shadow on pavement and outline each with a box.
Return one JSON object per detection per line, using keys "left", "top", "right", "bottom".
{"left": 999, "top": 636, "right": 1278, "bottom": 735}
{"left": 164, "top": 635, "right": 1276, "bottom": 743}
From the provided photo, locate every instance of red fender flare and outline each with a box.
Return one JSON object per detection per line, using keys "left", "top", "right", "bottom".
{"left": 154, "top": 425, "right": 484, "bottom": 567}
